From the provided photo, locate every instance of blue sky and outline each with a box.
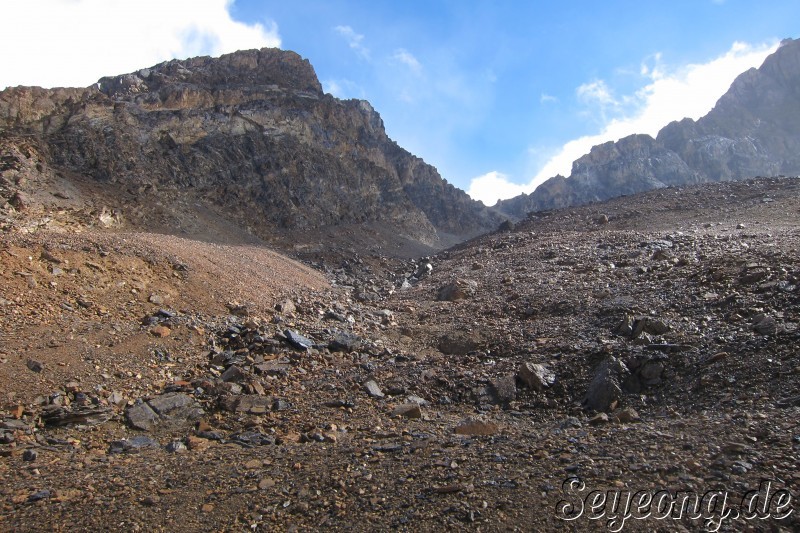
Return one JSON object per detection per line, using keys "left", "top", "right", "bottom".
{"left": 2, "top": 1, "right": 798, "bottom": 204}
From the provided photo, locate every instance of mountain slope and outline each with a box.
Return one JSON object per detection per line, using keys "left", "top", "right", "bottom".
{"left": 0, "top": 48, "right": 503, "bottom": 255}
{"left": 497, "top": 37, "right": 800, "bottom": 218}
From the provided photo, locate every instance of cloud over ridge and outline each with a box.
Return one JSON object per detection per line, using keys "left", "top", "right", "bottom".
{"left": 467, "top": 40, "right": 777, "bottom": 206}
{"left": 1, "top": 0, "right": 281, "bottom": 89}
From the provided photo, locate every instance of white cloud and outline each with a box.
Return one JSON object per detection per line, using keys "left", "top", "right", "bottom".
{"left": 334, "top": 25, "right": 370, "bottom": 59}
{"left": 392, "top": 49, "right": 422, "bottom": 75}
{"left": 324, "top": 80, "right": 343, "bottom": 97}
{"left": 0, "top": 0, "right": 281, "bottom": 89}
{"left": 540, "top": 93, "right": 558, "bottom": 104}
{"left": 530, "top": 40, "right": 776, "bottom": 188}
{"left": 576, "top": 79, "right": 616, "bottom": 106}
{"left": 467, "top": 171, "right": 529, "bottom": 206}
{"left": 467, "top": 40, "right": 778, "bottom": 203}
{"left": 323, "top": 78, "right": 364, "bottom": 99}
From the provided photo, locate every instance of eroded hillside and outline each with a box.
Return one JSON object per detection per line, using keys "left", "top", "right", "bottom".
{"left": 1, "top": 177, "right": 798, "bottom": 531}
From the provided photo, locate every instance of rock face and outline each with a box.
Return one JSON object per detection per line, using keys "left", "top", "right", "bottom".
{"left": 0, "top": 48, "right": 503, "bottom": 252}
{"left": 497, "top": 38, "right": 800, "bottom": 218}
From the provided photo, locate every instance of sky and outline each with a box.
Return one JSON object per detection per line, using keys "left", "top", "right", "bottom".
{"left": 2, "top": 1, "right": 798, "bottom": 206}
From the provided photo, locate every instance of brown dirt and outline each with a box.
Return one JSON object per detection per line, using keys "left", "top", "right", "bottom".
{"left": 1, "top": 177, "right": 799, "bottom": 532}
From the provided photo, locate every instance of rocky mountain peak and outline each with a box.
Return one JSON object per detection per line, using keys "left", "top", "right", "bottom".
{"left": 497, "top": 37, "right": 800, "bottom": 219}
{"left": 0, "top": 48, "right": 504, "bottom": 257}
{"left": 98, "top": 48, "right": 323, "bottom": 98}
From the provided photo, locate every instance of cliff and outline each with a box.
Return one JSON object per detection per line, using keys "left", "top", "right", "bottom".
{"left": 0, "top": 48, "right": 503, "bottom": 254}
{"left": 497, "top": 38, "right": 800, "bottom": 218}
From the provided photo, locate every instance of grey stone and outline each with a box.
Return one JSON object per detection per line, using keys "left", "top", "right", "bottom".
{"left": 437, "top": 279, "right": 476, "bottom": 301}
{"left": 166, "top": 440, "right": 187, "bottom": 453}
{"left": 284, "top": 329, "right": 313, "bottom": 350}
{"left": 518, "top": 362, "right": 555, "bottom": 391}
{"left": 364, "top": 380, "right": 385, "bottom": 398}
{"left": 405, "top": 395, "right": 429, "bottom": 406}
{"left": 109, "top": 435, "right": 160, "bottom": 454}
{"left": 222, "top": 395, "right": 273, "bottom": 414}
{"left": 220, "top": 365, "right": 246, "bottom": 383}
{"left": 437, "top": 331, "right": 481, "bottom": 355}
{"left": 125, "top": 393, "right": 203, "bottom": 431}
{"left": 329, "top": 331, "right": 362, "bottom": 353}
{"left": 147, "top": 392, "right": 202, "bottom": 418}
{"left": 752, "top": 314, "right": 777, "bottom": 335}
{"left": 125, "top": 401, "right": 159, "bottom": 431}
{"left": 490, "top": 374, "right": 517, "bottom": 405}
{"left": 230, "top": 431, "right": 276, "bottom": 446}
{"left": 583, "top": 357, "right": 628, "bottom": 412}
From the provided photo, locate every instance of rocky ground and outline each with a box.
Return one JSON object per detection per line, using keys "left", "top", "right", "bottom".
{"left": 1, "top": 176, "right": 799, "bottom": 531}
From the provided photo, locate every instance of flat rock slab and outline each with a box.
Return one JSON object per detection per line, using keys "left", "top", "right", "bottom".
{"left": 284, "top": 329, "right": 314, "bottom": 350}
{"left": 254, "top": 358, "right": 292, "bottom": 375}
{"left": 364, "top": 379, "right": 385, "bottom": 398}
{"left": 392, "top": 403, "right": 422, "bottom": 418}
{"left": 454, "top": 418, "right": 499, "bottom": 436}
{"left": 109, "top": 435, "right": 161, "bottom": 454}
{"left": 41, "top": 405, "right": 113, "bottom": 427}
{"left": 126, "top": 392, "right": 204, "bottom": 431}
{"left": 221, "top": 395, "right": 274, "bottom": 415}
{"left": 329, "top": 331, "right": 362, "bottom": 352}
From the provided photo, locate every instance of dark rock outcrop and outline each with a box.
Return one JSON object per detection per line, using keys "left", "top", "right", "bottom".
{"left": 0, "top": 48, "right": 503, "bottom": 253}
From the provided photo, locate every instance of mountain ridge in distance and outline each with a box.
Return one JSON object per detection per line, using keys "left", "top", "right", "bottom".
{"left": 496, "top": 37, "right": 800, "bottom": 218}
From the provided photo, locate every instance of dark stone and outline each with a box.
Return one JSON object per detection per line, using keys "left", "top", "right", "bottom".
{"left": 220, "top": 365, "right": 246, "bottom": 383}
{"left": 284, "top": 329, "right": 313, "bottom": 350}
{"left": 0, "top": 430, "right": 14, "bottom": 444}
{"left": 329, "top": 331, "right": 362, "bottom": 353}
{"left": 437, "top": 331, "right": 481, "bottom": 355}
{"left": 490, "top": 374, "right": 517, "bottom": 405}
{"left": 196, "top": 431, "right": 225, "bottom": 441}
{"left": 125, "top": 393, "right": 204, "bottom": 431}
{"left": 22, "top": 449, "right": 38, "bottom": 462}
{"left": 108, "top": 435, "right": 160, "bottom": 454}
{"left": 125, "top": 402, "right": 159, "bottom": 431}
{"left": 26, "top": 359, "right": 43, "bottom": 373}
{"left": 27, "top": 490, "right": 51, "bottom": 503}
{"left": 583, "top": 357, "right": 628, "bottom": 412}
{"left": 230, "top": 431, "right": 276, "bottom": 446}
{"left": 41, "top": 405, "right": 113, "bottom": 427}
